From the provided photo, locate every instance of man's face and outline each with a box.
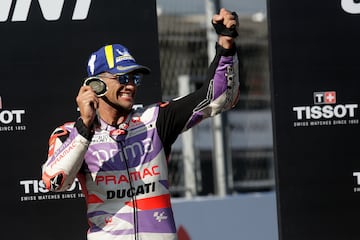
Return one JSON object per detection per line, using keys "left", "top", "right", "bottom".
{"left": 99, "top": 72, "right": 140, "bottom": 111}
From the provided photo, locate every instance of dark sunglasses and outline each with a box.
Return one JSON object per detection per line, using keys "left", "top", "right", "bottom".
{"left": 103, "top": 73, "right": 143, "bottom": 86}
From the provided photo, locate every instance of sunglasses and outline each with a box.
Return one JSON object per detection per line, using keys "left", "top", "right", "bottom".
{"left": 101, "top": 73, "right": 143, "bottom": 86}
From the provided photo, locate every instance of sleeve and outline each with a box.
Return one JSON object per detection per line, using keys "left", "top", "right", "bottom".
{"left": 156, "top": 42, "right": 240, "bottom": 151}
{"left": 41, "top": 118, "right": 94, "bottom": 192}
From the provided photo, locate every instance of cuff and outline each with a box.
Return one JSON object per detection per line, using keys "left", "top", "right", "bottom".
{"left": 216, "top": 42, "right": 237, "bottom": 56}
{"left": 74, "top": 118, "right": 94, "bottom": 140}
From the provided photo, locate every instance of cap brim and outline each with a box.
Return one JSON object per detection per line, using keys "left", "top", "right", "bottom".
{"left": 108, "top": 65, "right": 151, "bottom": 75}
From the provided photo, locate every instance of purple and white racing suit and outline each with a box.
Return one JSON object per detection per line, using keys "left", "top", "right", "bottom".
{"left": 42, "top": 43, "right": 240, "bottom": 240}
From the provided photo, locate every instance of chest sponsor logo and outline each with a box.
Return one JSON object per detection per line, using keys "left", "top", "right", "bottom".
{"left": 107, "top": 182, "right": 156, "bottom": 199}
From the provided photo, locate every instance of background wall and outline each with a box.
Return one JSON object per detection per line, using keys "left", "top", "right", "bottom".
{"left": 1, "top": 0, "right": 279, "bottom": 239}
{"left": 0, "top": 1, "right": 161, "bottom": 239}
{"left": 268, "top": 1, "right": 360, "bottom": 239}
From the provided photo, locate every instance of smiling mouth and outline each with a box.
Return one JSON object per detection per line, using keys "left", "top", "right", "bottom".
{"left": 118, "top": 92, "right": 134, "bottom": 99}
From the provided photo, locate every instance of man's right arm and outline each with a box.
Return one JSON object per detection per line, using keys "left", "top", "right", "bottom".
{"left": 42, "top": 119, "right": 92, "bottom": 192}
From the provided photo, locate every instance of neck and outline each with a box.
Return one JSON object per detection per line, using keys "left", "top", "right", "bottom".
{"left": 98, "top": 100, "right": 129, "bottom": 126}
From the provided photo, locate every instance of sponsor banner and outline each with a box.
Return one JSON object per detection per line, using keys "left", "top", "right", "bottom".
{"left": 0, "top": 0, "right": 91, "bottom": 22}
{"left": 0, "top": 96, "right": 27, "bottom": 132}
{"left": 19, "top": 178, "right": 84, "bottom": 202}
{"left": 0, "top": 1, "right": 160, "bottom": 239}
{"left": 268, "top": 1, "right": 360, "bottom": 239}
{"left": 292, "top": 90, "right": 359, "bottom": 127}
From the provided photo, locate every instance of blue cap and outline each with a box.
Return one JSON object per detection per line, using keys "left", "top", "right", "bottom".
{"left": 86, "top": 44, "right": 151, "bottom": 77}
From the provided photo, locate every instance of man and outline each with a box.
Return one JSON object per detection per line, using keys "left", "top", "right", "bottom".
{"left": 42, "top": 8, "right": 240, "bottom": 240}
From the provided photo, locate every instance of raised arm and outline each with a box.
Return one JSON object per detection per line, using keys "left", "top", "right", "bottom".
{"left": 156, "top": 8, "right": 240, "bottom": 151}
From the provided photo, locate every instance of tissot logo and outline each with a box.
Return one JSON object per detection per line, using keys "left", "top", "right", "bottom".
{"left": 0, "top": 0, "right": 92, "bottom": 22}
{"left": 353, "top": 172, "right": 360, "bottom": 192}
{"left": 354, "top": 172, "right": 360, "bottom": 185}
{"left": 314, "top": 91, "right": 336, "bottom": 105}
{"left": 342, "top": 0, "right": 360, "bottom": 14}
{"left": 19, "top": 178, "right": 84, "bottom": 202}
{"left": 292, "top": 90, "right": 359, "bottom": 127}
{"left": 293, "top": 91, "right": 358, "bottom": 120}
{"left": 0, "top": 96, "right": 27, "bottom": 131}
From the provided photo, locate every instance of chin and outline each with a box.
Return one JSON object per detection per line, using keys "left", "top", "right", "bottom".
{"left": 121, "top": 104, "right": 134, "bottom": 112}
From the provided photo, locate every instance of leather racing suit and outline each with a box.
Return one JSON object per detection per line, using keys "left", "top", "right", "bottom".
{"left": 42, "top": 43, "right": 240, "bottom": 240}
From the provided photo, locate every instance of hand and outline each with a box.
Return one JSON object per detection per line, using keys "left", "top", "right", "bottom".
{"left": 76, "top": 85, "right": 98, "bottom": 128}
{"left": 212, "top": 8, "right": 239, "bottom": 49}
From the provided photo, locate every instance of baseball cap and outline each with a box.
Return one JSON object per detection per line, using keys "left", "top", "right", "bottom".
{"left": 86, "top": 44, "right": 151, "bottom": 77}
